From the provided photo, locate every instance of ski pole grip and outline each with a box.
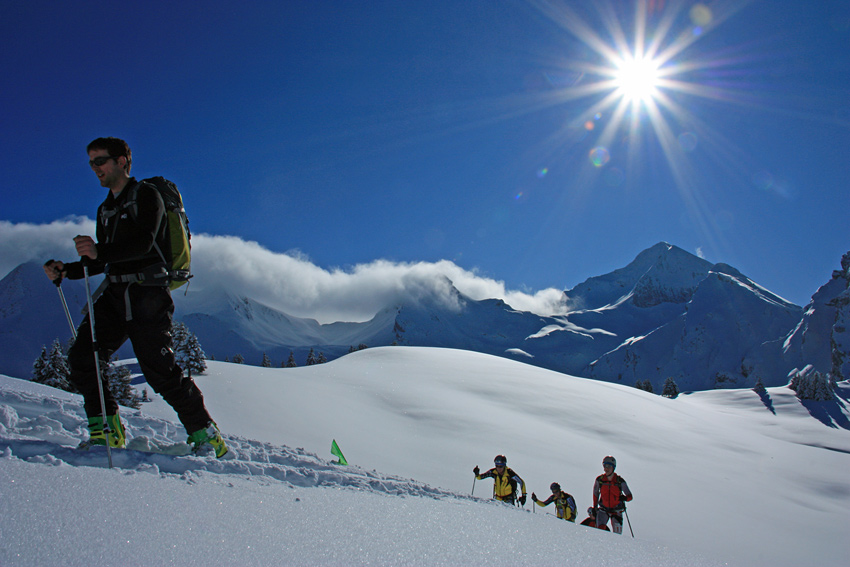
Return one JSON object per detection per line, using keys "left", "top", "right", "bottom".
{"left": 45, "top": 260, "right": 63, "bottom": 286}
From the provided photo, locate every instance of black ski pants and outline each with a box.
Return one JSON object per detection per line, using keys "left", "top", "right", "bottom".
{"left": 68, "top": 282, "right": 212, "bottom": 433}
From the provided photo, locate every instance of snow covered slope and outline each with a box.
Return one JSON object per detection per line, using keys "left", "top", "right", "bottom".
{"left": 2, "top": 347, "right": 848, "bottom": 566}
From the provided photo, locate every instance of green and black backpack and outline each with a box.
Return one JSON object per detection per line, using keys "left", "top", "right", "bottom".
{"left": 125, "top": 176, "right": 192, "bottom": 290}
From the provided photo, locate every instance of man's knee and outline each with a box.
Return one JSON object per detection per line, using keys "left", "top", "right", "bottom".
{"left": 611, "top": 516, "right": 623, "bottom": 534}
{"left": 67, "top": 338, "right": 94, "bottom": 373}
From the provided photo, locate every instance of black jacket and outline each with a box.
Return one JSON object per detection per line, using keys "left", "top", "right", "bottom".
{"left": 66, "top": 178, "right": 166, "bottom": 280}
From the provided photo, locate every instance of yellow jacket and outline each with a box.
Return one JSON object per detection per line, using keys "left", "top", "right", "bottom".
{"left": 477, "top": 467, "right": 526, "bottom": 500}
{"left": 534, "top": 490, "right": 577, "bottom": 521}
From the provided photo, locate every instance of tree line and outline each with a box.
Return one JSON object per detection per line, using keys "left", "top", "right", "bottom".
{"left": 634, "top": 369, "right": 837, "bottom": 401}
{"left": 220, "top": 344, "right": 371, "bottom": 368}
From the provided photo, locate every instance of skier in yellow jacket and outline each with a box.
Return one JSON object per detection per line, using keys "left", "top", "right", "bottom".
{"left": 473, "top": 455, "right": 527, "bottom": 506}
{"left": 532, "top": 482, "right": 577, "bottom": 522}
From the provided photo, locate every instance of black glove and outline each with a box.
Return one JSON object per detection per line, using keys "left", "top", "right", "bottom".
{"left": 519, "top": 495, "right": 527, "bottom": 506}
{"left": 531, "top": 493, "right": 538, "bottom": 502}
{"left": 473, "top": 466, "right": 480, "bottom": 476}
{"left": 615, "top": 502, "right": 626, "bottom": 512}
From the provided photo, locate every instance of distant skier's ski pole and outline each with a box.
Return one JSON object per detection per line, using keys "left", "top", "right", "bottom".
{"left": 82, "top": 259, "right": 113, "bottom": 469}
{"left": 54, "top": 278, "right": 76, "bottom": 339}
{"left": 471, "top": 476, "right": 476, "bottom": 496}
{"left": 624, "top": 508, "right": 634, "bottom": 538}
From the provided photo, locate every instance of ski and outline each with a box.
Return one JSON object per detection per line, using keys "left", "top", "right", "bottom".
{"left": 76, "top": 436, "right": 193, "bottom": 457}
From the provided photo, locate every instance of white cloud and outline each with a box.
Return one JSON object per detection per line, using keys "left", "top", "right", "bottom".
{"left": 0, "top": 218, "right": 94, "bottom": 277}
{"left": 1, "top": 220, "right": 567, "bottom": 324}
{"left": 191, "top": 234, "right": 567, "bottom": 323}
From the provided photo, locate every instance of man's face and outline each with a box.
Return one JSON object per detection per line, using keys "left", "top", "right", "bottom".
{"left": 88, "top": 148, "right": 125, "bottom": 188}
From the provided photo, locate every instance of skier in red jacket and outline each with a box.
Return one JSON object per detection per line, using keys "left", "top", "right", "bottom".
{"left": 592, "top": 456, "right": 633, "bottom": 534}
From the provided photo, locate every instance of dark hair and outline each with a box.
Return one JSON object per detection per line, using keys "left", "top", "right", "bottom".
{"left": 87, "top": 137, "right": 132, "bottom": 173}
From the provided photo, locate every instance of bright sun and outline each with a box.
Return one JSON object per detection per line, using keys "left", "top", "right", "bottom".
{"left": 613, "top": 54, "right": 661, "bottom": 103}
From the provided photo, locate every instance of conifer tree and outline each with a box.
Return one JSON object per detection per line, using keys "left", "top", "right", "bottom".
{"left": 662, "top": 377, "right": 680, "bottom": 398}
{"left": 790, "top": 369, "right": 835, "bottom": 401}
{"left": 233, "top": 353, "right": 245, "bottom": 364}
{"left": 185, "top": 331, "right": 207, "bottom": 376}
{"left": 172, "top": 322, "right": 188, "bottom": 357}
{"left": 102, "top": 360, "right": 141, "bottom": 409}
{"left": 305, "top": 348, "right": 317, "bottom": 366}
{"left": 172, "top": 322, "right": 190, "bottom": 372}
{"left": 32, "top": 339, "right": 74, "bottom": 392}
{"left": 317, "top": 352, "right": 328, "bottom": 364}
{"left": 173, "top": 322, "right": 207, "bottom": 377}
{"left": 171, "top": 322, "right": 192, "bottom": 376}
{"left": 285, "top": 351, "right": 297, "bottom": 368}
{"left": 262, "top": 353, "right": 272, "bottom": 367}
{"left": 47, "top": 339, "right": 73, "bottom": 391}
{"left": 811, "top": 372, "right": 836, "bottom": 401}
{"left": 31, "top": 345, "right": 49, "bottom": 385}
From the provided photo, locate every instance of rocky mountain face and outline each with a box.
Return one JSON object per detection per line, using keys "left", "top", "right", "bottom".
{"left": 3, "top": 244, "right": 848, "bottom": 393}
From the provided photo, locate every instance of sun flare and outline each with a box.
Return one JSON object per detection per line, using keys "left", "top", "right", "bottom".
{"left": 529, "top": 0, "right": 744, "bottom": 182}
{"left": 524, "top": 0, "right": 763, "bottom": 253}
{"left": 613, "top": 54, "right": 661, "bottom": 103}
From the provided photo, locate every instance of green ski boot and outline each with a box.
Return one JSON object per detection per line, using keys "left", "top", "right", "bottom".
{"left": 87, "top": 413, "right": 126, "bottom": 448}
{"left": 187, "top": 422, "right": 229, "bottom": 458}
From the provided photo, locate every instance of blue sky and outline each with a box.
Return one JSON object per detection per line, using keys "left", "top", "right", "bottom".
{"left": 1, "top": 0, "right": 848, "bottom": 310}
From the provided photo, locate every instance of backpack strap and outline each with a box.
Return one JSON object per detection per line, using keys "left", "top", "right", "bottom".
{"left": 122, "top": 181, "right": 170, "bottom": 267}
{"left": 104, "top": 181, "right": 172, "bottom": 283}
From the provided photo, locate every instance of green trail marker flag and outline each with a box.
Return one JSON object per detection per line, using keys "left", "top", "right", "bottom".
{"left": 331, "top": 439, "right": 348, "bottom": 465}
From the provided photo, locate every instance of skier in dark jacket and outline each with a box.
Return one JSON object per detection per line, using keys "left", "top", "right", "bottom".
{"left": 532, "top": 482, "right": 577, "bottom": 521}
{"left": 473, "top": 455, "right": 527, "bottom": 505}
{"left": 43, "top": 137, "right": 227, "bottom": 457}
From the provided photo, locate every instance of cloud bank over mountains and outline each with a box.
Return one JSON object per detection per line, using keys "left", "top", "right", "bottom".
{"left": 0, "top": 219, "right": 566, "bottom": 323}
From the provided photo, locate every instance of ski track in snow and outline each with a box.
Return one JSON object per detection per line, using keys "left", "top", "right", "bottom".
{"left": 0, "top": 386, "right": 465, "bottom": 502}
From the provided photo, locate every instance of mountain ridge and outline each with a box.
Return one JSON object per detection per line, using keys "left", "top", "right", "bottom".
{"left": 2, "top": 243, "right": 847, "bottom": 392}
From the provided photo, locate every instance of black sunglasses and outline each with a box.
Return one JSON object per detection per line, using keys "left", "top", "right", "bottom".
{"left": 89, "top": 156, "right": 119, "bottom": 168}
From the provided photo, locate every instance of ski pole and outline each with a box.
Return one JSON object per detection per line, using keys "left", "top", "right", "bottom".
{"left": 624, "top": 508, "right": 634, "bottom": 538}
{"left": 54, "top": 278, "right": 77, "bottom": 340}
{"left": 471, "top": 476, "right": 476, "bottom": 496}
{"left": 82, "top": 259, "right": 113, "bottom": 469}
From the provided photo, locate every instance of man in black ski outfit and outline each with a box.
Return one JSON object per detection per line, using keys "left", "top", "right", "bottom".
{"left": 43, "top": 137, "right": 227, "bottom": 457}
